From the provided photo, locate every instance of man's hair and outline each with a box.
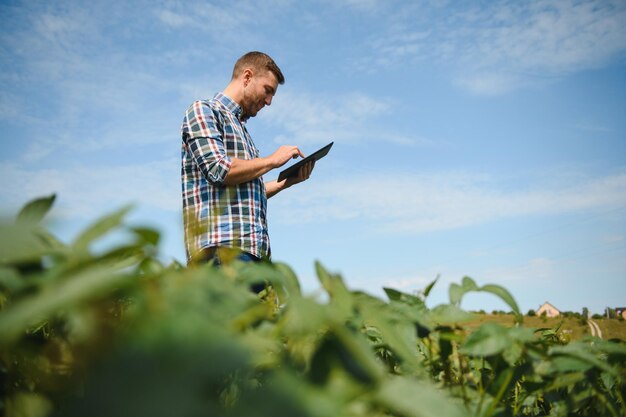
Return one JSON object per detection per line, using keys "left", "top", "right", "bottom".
{"left": 232, "top": 51, "right": 285, "bottom": 85}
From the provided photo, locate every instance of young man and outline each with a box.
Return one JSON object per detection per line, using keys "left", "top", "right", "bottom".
{"left": 181, "top": 51, "right": 314, "bottom": 264}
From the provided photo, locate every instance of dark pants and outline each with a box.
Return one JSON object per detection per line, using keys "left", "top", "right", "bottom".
{"left": 199, "top": 247, "right": 265, "bottom": 293}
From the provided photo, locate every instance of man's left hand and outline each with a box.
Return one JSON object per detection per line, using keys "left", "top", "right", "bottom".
{"left": 284, "top": 160, "right": 315, "bottom": 187}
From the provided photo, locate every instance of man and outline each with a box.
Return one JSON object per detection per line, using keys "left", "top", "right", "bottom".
{"left": 181, "top": 51, "right": 314, "bottom": 264}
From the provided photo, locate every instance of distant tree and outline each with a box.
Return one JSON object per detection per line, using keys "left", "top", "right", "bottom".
{"left": 527, "top": 309, "right": 536, "bottom": 317}
{"left": 580, "top": 307, "right": 589, "bottom": 326}
{"left": 491, "top": 310, "right": 499, "bottom": 315}
{"left": 592, "top": 314, "right": 603, "bottom": 320}
{"left": 606, "top": 308, "right": 616, "bottom": 319}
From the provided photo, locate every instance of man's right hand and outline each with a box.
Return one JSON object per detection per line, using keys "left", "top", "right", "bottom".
{"left": 270, "top": 145, "right": 304, "bottom": 168}
{"left": 224, "top": 145, "right": 304, "bottom": 186}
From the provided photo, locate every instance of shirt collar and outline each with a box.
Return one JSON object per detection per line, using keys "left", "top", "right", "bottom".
{"left": 214, "top": 92, "right": 248, "bottom": 123}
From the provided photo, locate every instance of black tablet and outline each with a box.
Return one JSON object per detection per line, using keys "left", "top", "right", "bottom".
{"left": 277, "top": 142, "right": 334, "bottom": 182}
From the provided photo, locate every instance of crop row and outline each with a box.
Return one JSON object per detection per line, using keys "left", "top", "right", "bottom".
{"left": 1, "top": 196, "right": 624, "bottom": 417}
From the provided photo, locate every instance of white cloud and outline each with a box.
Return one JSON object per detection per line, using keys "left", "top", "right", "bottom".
{"left": 156, "top": 5, "right": 243, "bottom": 32}
{"left": 483, "top": 257, "right": 558, "bottom": 283}
{"left": 453, "top": 73, "right": 529, "bottom": 97}
{"left": 602, "top": 235, "right": 624, "bottom": 244}
{"left": 0, "top": 159, "right": 180, "bottom": 220}
{"left": 262, "top": 90, "right": 388, "bottom": 145}
{"left": 0, "top": 3, "right": 193, "bottom": 162}
{"left": 155, "top": 10, "right": 194, "bottom": 28}
{"left": 369, "top": 256, "right": 581, "bottom": 311}
{"left": 332, "top": 0, "right": 385, "bottom": 12}
{"left": 365, "top": 0, "right": 626, "bottom": 94}
{"left": 270, "top": 170, "right": 626, "bottom": 234}
{"left": 383, "top": 275, "right": 435, "bottom": 291}
{"left": 0, "top": 1, "right": 236, "bottom": 165}
{"left": 153, "top": 0, "right": 288, "bottom": 45}
{"left": 260, "top": 89, "right": 436, "bottom": 147}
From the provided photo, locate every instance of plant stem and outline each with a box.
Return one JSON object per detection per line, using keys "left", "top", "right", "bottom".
{"left": 485, "top": 369, "right": 513, "bottom": 417}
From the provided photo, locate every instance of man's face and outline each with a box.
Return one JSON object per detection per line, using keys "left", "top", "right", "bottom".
{"left": 242, "top": 70, "right": 278, "bottom": 119}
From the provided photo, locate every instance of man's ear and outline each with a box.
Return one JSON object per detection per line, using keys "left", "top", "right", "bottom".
{"left": 242, "top": 68, "right": 254, "bottom": 86}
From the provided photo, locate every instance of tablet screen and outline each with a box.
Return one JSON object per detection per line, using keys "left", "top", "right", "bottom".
{"left": 277, "top": 142, "right": 334, "bottom": 182}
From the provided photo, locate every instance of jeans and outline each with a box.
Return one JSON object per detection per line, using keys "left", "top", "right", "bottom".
{"left": 207, "top": 248, "right": 265, "bottom": 294}
{"left": 210, "top": 250, "right": 261, "bottom": 265}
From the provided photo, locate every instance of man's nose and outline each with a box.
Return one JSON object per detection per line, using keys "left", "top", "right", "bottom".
{"left": 265, "top": 95, "right": 273, "bottom": 106}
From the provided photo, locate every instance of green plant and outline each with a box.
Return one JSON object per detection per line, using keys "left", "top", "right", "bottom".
{"left": 1, "top": 196, "right": 625, "bottom": 417}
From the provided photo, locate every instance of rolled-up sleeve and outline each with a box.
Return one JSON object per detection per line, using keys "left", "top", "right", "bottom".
{"left": 182, "top": 101, "right": 232, "bottom": 185}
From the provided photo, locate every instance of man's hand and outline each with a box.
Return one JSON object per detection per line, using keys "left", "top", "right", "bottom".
{"left": 284, "top": 160, "right": 315, "bottom": 187}
{"left": 265, "top": 160, "right": 315, "bottom": 198}
{"left": 226, "top": 144, "right": 313, "bottom": 196}
{"left": 270, "top": 145, "right": 304, "bottom": 168}
{"left": 224, "top": 145, "right": 303, "bottom": 186}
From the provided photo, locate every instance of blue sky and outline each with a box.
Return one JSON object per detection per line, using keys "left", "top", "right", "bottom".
{"left": 1, "top": 0, "right": 625, "bottom": 314}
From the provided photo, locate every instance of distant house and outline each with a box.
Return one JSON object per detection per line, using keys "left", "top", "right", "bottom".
{"left": 615, "top": 307, "right": 626, "bottom": 319}
{"left": 537, "top": 302, "right": 561, "bottom": 318}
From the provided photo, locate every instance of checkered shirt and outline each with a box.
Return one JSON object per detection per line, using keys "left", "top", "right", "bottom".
{"left": 181, "top": 93, "right": 270, "bottom": 262}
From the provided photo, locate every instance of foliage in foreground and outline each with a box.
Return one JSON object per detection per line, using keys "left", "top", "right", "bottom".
{"left": 0, "top": 195, "right": 625, "bottom": 417}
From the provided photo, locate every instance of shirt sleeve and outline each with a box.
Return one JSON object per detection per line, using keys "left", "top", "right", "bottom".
{"left": 182, "top": 100, "right": 232, "bottom": 186}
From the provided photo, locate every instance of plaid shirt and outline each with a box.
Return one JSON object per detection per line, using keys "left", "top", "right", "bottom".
{"left": 181, "top": 93, "right": 270, "bottom": 261}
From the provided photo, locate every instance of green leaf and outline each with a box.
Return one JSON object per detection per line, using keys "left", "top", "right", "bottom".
{"left": 138, "top": 257, "right": 165, "bottom": 276}
{"left": 448, "top": 277, "right": 478, "bottom": 306}
{"left": 0, "top": 266, "right": 22, "bottom": 291}
{"left": 429, "top": 304, "right": 475, "bottom": 324}
{"left": 16, "top": 194, "right": 56, "bottom": 224}
{"left": 315, "top": 261, "right": 352, "bottom": 318}
{"left": 375, "top": 376, "right": 468, "bottom": 417}
{"left": 447, "top": 278, "right": 523, "bottom": 324}
{"left": 550, "top": 356, "right": 593, "bottom": 373}
{"left": 387, "top": 300, "right": 429, "bottom": 326}
{"left": 330, "top": 323, "right": 384, "bottom": 384}
{"left": 479, "top": 284, "right": 522, "bottom": 321}
{"left": 549, "top": 343, "right": 619, "bottom": 376}
{"left": 383, "top": 287, "right": 424, "bottom": 307}
{"left": 0, "top": 254, "right": 141, "bottom": 346}
{"left": 384, "top": 287, "right": 406, "bottom": 301}
{"left": 421, "top": 275, "right": 439, "bottom": 298}
{"left": 355, "top": 294, "right": 423, "bottom": 373}
{"left": 0, "top": 223, "right": 65, "bottom": 265}
{"left": 590, "top": 339, "right": 626, "bottom": 362}
{"left": 542, "top": 372, "right": 587, "bottom": 392}
{"left": 72, "top": 205, "right": 132, "bottom": 251}
{"left": 502, "top": 342, "right": 523, "bottom": 365}
{"left": 315, "top": 261, "right": 347, "bottom": 297}
{"left": 5, "top": 392, "right": 53, "bottom": 417}
{"left": 231, "top": 369, "right": 341, "bottom": 417}
{"left": 281, "top": 296, "right": 328, "bottom": 337}
{"left": 130, "top": 226, "right": 161, "bottom": 246}
{"left": 449, "top": 283, "right": 463, "bottom": 306}
{"left": 461, "top": 276, "right": 478, "bottom": 291}
{"left": 236, "top": 262, "right": 301, "bottom": 305}
{"left": 273, "top": 262, "right": 302, "bottom": 298}
{"left": 461, "top": 322, "right": 510, "bottom": 356}
{"left": 509, "top": 326, "right": 535, "bottom": 341}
